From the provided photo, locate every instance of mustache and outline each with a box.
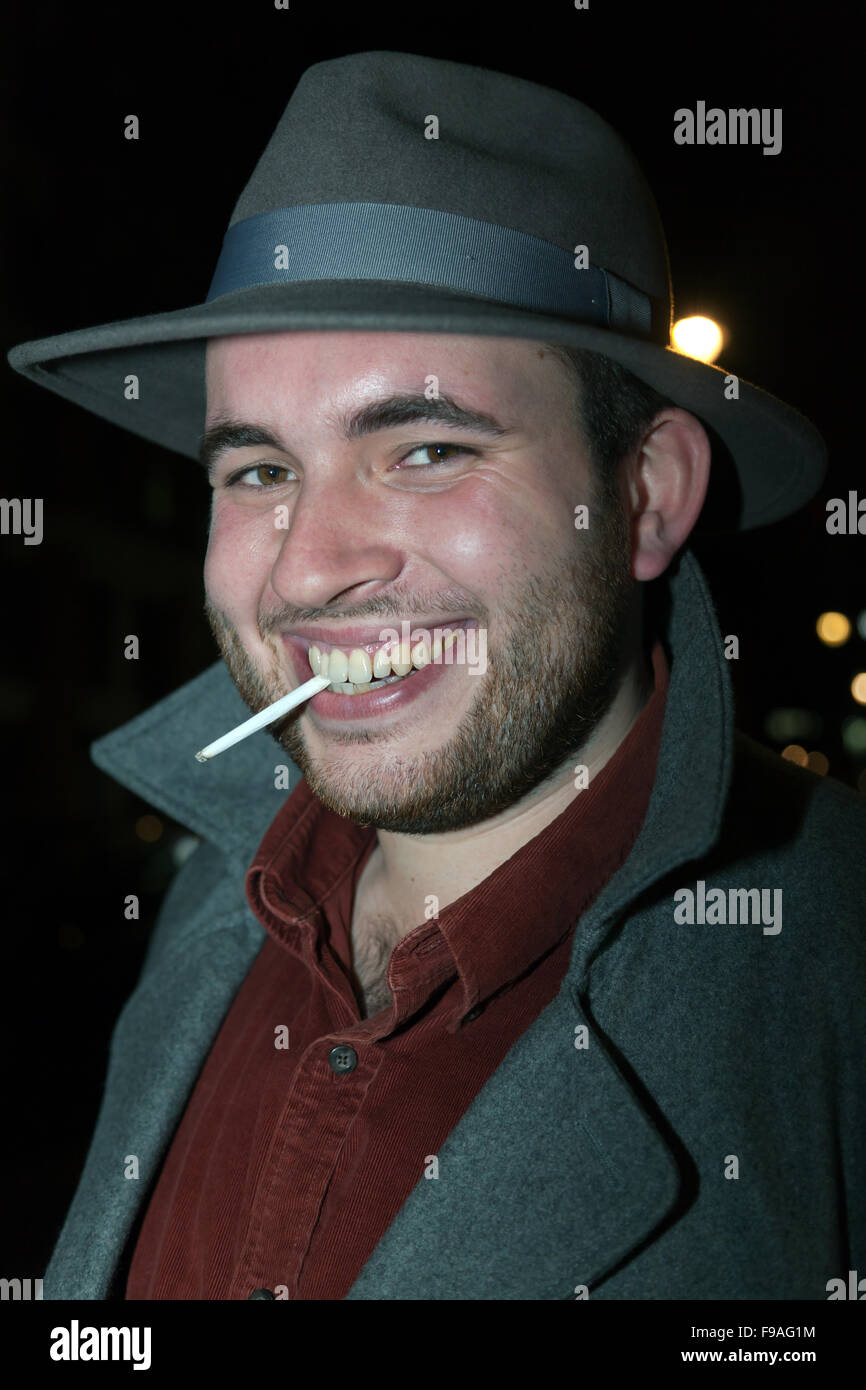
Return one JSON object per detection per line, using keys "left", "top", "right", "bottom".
{"left": 207, "top": 593, "right": 487, "bottom": 639}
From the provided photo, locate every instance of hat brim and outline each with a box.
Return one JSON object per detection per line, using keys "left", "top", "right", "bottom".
{"left": 7, "top": 279, "right": 826, "bottom": 530}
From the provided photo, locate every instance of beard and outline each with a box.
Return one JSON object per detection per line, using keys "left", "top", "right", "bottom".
{"left": 204, "top": 486, "right": 640, "bottom": 834}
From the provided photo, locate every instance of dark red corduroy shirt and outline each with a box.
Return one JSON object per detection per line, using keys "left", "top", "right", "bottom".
{"left": 126, "top": 640, "right": 669, "bottom": 1300}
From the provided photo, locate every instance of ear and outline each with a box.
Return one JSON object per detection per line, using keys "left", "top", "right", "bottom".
{"left": 623, "top": 409, "right": 712, "bottom": 581}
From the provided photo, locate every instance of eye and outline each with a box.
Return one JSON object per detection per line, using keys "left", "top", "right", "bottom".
{"left": 395, "top": 443, "right": 474, "bottom": 469}
{"left": 226, "top": 462, "right": 292, "bottom": 488}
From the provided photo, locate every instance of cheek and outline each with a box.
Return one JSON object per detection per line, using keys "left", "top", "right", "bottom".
{"left": 204, "top": 500, "right": 274, "bottom": 616}
{"left": 434, "top": 476, "right": 567, "bottom": 581}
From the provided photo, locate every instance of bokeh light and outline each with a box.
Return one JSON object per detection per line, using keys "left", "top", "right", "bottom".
{"left": 671, "top": 315, "right": 724, "bottom": 363}
{"left": 136, "top": 814, "right": 163, "bottom": 842}
{"left": 842, "top": 717, "right": 866, "bottom": 755}
{"left": 816, "top": 612, "right": 851, "bottom": 646}
{"left": 764, "top": 708, "right": 822, "bottom": 742}
{"left": 781, "top": 745, "right": 808, "bottom": 766}
{"left": 851, "top": 674, "right": 866, "bottom": 705}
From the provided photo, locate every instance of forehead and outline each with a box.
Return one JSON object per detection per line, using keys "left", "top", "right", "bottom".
{"left": 204, "top": 331, "right": 567, "bottom": 420}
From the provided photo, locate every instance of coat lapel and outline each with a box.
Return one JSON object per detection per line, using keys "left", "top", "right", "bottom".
{"left": 44, "top": 904, "right": 264, "bottom": 1300}
{"left": 345, "top": 987, "right": 684, "bottom": 1299}
{"left": 44, "top": 663, "right": 299, "bottom": 1300}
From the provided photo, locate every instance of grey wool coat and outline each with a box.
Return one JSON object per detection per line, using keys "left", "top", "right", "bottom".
{"left": 43, "top": 548, "right": 866, "bottom": 1300}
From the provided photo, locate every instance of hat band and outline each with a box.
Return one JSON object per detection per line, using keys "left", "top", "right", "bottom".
{"left": 205, "top": 202, "right": 655, "bottom": 336}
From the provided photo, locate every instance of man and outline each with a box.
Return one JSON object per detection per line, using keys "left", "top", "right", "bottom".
{"left": 9, "top": 51, "right": 864, "bottom": 1301}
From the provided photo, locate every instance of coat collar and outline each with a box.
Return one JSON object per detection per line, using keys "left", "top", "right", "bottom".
{"left": 90, "top": 649, "right": 303, "bottom": 871}
{"left": 566, "top": 543, "right": 734, "bottom": 981}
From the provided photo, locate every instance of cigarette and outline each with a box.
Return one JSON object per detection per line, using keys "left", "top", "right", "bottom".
{"left": 194, "top": 674, "right": 332, "bottom": 762}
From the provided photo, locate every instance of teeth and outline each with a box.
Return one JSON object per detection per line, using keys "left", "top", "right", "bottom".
{"left": 372, "top": 645, "right": 392, "bottom": 679}
{"left": 308, "top": 629, "right": 461, "bottom": 693}
{"left": 328, "top": 673, "right": 405, "bottom": 694}
{"left": 327, "top": 648, "right": 348, "bottom": 683}
{"left": 390, "top": 641, "right": 413, "bottom": 677}
{"left": 347, "top": 648, "right": 373, "bottom": 683}
{"left": 411, "top": 639, "right": 431, "bottom": 669}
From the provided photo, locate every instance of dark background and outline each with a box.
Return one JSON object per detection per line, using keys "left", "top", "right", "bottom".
{"left": 1, "top": 1, "right": 860, "bottom": 1279}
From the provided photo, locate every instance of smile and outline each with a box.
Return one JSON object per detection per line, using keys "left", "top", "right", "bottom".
{"left": 280, "top": 620, "right": 478, "bottom": 721}
{"left": 308, "top": 628, "right": 461, "bottom": 693}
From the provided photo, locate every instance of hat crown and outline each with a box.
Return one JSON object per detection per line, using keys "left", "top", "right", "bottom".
{"left": 229, "top": 50, "right": 672, "bottom": 309}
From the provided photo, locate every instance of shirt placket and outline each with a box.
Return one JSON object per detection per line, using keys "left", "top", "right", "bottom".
{"left": 229, "top": 1030, "right": 381, "bottom": 1300}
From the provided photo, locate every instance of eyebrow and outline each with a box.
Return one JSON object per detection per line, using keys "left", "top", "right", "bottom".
{"left": 198, "top": 390, "right": 517, "bottom": 477}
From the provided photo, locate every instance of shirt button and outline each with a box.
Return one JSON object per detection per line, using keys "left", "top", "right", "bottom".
{"left": 248, "top": 1288, "right": 275, "bottom": 1300}
{"left": 328, "top": 1044, "right": 358, "bottom": 1073}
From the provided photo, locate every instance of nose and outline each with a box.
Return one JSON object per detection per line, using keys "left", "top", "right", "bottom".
{"left": 268, "top": 468, "right": 409, "bottom": 609}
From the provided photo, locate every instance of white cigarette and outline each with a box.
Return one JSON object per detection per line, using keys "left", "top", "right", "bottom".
{"left": 194, "top": 674, "right": 332, "bottom": 762}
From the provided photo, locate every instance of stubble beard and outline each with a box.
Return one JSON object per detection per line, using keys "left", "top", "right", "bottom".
{"left": 204, "top": 489, "right": 637, "bottom": 834}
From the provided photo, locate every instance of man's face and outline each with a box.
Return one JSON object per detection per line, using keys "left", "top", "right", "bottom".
{"left": 203, "top": 331, "right": 635, "bottom": 833}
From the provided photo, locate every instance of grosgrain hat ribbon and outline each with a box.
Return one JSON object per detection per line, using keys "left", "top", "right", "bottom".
{"left": 205, "top": 202, "right": 656, "bottom": 334}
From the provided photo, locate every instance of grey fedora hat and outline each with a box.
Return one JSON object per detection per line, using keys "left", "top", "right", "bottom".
{"left": 7, "top": 49, "right": 825, "bottom": 530}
